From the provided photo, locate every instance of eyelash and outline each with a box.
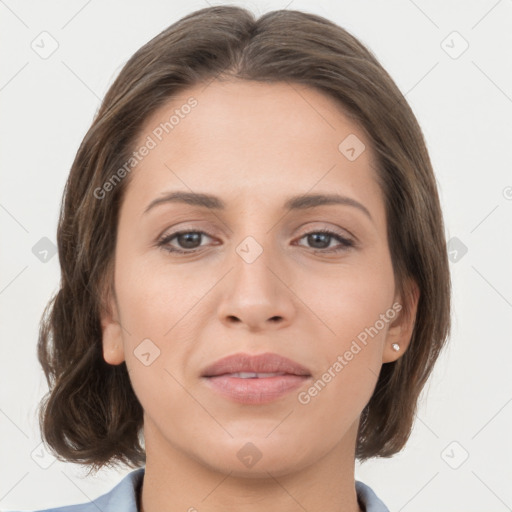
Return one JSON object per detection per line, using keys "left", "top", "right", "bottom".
{"left": 156, "top": 228, "right": 355, "bottom": 255}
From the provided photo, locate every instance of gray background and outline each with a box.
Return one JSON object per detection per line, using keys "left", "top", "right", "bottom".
{"left": 1, "top": 0, "right": 511, "bottom": 510}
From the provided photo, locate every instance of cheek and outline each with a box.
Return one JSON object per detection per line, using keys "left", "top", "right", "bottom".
{"left": 295, "top": 351, "right": 379, "bottom": 447}
{"left": 295, "top": 253, "right": 395, "bottom": 398}
{"left": 297, "top": 252, "right": 396, "bottom": 343}
{"left": 295, "top": 271, "right": 394, "bottom": 426}
{"left": 115, "top": 249, "right": 205, "bottom": 339}
{"left": 113, "top": 252, "right": 206, "bottom": 406}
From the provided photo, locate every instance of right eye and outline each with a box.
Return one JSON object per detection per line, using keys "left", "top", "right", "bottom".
{"left": 156, "top": 230, "right": 215, "bottom": 254}
{"left": 156, "top": 227, "right": 356, "bottom": 255}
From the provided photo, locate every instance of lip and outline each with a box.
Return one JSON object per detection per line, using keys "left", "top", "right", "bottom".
{"left": 201, "top": 352, "right": 312, "bottom": 405}
{"left": 201, "top": 352, "right": 311, "bottom": 377}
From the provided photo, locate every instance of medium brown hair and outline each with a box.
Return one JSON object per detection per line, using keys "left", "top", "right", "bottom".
{"left": 37, "top": 5, "right": 451, "bottom": 473}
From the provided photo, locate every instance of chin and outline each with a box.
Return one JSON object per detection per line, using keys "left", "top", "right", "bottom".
{"left": 193, "top": 435, "right": 316, "bottom": 478}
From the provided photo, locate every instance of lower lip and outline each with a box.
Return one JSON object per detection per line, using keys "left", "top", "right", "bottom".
{"left": 203, "top": 375, "right": 310, "bottom": 404}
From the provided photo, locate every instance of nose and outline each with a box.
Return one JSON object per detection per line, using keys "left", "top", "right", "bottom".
{"left": 216, "top": 239, "right": 296, "bottom": 332}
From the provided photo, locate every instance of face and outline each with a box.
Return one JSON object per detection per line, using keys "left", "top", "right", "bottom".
{"left": 101, "top": 79, "right": 418, "bottom": 477}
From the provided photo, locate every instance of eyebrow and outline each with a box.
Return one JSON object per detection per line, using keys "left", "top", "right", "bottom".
{"left": 143, "top": 191, "right": 372, "bottom": 221}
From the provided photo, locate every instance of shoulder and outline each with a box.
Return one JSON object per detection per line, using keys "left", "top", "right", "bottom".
{"left": 7, "top": 468, "right": 145, "bottom": 512}
{"left": 355, "top": 480, "right": 390, "bottom": 512}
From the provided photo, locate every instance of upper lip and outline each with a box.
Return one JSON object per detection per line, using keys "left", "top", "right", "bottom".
{"left": 201, "top": 352, "right": 311, "bottom": 377}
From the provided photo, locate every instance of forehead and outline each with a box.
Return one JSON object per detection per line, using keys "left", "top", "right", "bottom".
{"left": 124, "top": 79, "right": 384, "bottom": 225}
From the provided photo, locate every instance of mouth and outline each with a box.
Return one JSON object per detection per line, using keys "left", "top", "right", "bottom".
{"left": 201, "top": 352, "right": 312, "bottom": 404}
{"left": 201, "top": 352, "right": 311, "bottom": 377}
{"left": 220, "top": 372, "right": 288, "bottom": 378}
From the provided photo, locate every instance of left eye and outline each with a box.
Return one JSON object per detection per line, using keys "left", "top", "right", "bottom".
{"left": 157, "top": 229, "right": 354, "bottom": 254}
{"left": 296, "top": 230, "right": 355, "bottom": 252}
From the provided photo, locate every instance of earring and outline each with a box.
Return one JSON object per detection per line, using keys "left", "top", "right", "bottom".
{"left": 392, "top": 343, "right": 400, "bottom": 352}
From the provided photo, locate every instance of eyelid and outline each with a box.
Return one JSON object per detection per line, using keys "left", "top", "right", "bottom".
{"left": 296, "top": 222, "right": 355, "bottom": 240}
{"left": 156, "top": 221, "right": 218, "bottom": 241}
{"left": 156, "top": 222, "right": 354, "bottom": 243}
{"left": 156, "top": 229, "right": 215, "bottom": 250}
{"left": 156, "top": 224, "right": 357, "bottom": 255}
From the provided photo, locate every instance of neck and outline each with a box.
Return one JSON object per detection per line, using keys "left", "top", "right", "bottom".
{"left": 139, "top": 419, "right": 364, "bottom": 512}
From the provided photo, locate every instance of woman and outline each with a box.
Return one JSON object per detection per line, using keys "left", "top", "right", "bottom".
{"left": 20, "top": 5, "right": 450, "bottom": 512}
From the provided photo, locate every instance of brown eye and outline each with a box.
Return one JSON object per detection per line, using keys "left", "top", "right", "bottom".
{"left": 157, "top": 228, "right": 355, "bottom": 255}
{"left": 297, "top": 229, "right": 354, "bottom": 252}
{"left": 157, "top": 231, "right": 213, "bottom": 254}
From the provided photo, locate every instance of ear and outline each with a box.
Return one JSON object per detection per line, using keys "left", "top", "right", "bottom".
{"left": 382, "top": 278, "right": 420, "bottom": 363}
{"left": 99, "top": 283, "right": 125, "bottom": 366}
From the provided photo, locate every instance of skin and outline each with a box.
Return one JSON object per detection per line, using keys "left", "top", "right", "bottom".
{"left": 100, "top": 79, "right": 419, "bottom": 512}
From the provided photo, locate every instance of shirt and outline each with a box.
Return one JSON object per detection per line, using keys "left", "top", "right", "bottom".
{"left": 10, "top": 467, "right": 390, "bottom": 512}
